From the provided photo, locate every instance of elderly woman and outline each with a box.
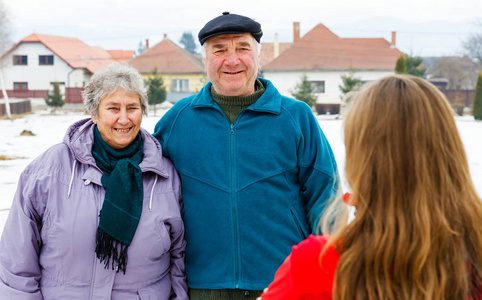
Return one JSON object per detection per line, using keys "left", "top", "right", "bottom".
{"left": 0, "top": 63, "right": 187, "bottom": 299}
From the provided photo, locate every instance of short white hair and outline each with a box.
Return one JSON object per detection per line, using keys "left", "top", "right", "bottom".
{"left": 82, "top": 62, "right": 148, "bottom": 117}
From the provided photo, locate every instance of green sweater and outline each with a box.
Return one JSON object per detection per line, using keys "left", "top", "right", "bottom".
{"left": 211, "top": 79, "right": 266, "bottom": 124}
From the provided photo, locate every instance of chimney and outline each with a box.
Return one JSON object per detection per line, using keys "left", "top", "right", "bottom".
{"left": 145, "top": 39, "right": 149, "bottom": 50}
{"left": 163, "top": 34, "right": 167, "bottom": 40}
{"left": 391, "top": 31, "right": 396, "bottom": 47}
{"left": 293, "top": 22, "right": 300, "bottom": 42}
{"left": 274, "top": 33, "right": 280, "bottom": 59}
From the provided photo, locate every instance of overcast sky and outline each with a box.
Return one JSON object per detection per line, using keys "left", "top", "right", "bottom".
{"left": 3, "top": 0, "right": 482, "bottom": 57}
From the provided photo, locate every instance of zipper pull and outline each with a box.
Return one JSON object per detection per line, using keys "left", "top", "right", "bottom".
{"left": 230, "top": 124, "right": 235, "bottom": 134}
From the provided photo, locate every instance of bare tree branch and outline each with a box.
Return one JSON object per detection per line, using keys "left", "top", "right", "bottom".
{"left": 463, "top": 19, "right": 482, "bottom": 68}
{"left": 0, "top": 0, "right": 12, "bottom": 55}
{"left": 431, "top": 57, "right": 478, "bottom": 90}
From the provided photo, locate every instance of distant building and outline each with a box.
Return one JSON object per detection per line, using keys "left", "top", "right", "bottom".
{"left": 0, "top": 33, "right": 134, "bottom": 103}
{"left": 262, "top": 23, "right": 403, "bottom": 113}
{"left": 428, "top": 77, "right": 449, "bottom": 90}
{"left": 130, "top": 35, "right": 206, "bottom": 103}
{"left": 259, "top": 33, "right": 292, "bottom": 68}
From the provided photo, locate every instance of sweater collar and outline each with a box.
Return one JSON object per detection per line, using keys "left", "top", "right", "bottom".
{"left": 191, "top": 78, "right": 282, "bottom": 115}
{"left": 211, "top": 79, "right": 265, "bottom": 106}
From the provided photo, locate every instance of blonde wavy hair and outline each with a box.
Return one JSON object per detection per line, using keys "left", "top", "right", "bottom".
{"left": 322, "top": 74, "right": 482, "bottom": 299}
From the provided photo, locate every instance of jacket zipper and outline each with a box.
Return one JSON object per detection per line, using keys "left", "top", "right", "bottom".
{"left": 230, "top": 123, "right": 240, "bottom": 288}
{"left": 89, "top": 188, "right": 102, "bottom": 299}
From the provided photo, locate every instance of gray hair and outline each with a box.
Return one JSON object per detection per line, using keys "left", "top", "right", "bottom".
{"left": 201, "top": 38, "right": 261, "bottom": 59}
{"left": 83, "top": 62, "right": 148, "bottom": 117}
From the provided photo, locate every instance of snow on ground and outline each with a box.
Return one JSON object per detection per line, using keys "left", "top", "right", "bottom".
{"left": 0, "top": 109, "right": 481, "bottom": 236}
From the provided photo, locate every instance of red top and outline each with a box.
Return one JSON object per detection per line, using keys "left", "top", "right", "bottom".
{"left": 261, "top": 236, "right": 481, "bottom": 300}
{"left": 260, "top": 235, "right": 339, "bottom": 300}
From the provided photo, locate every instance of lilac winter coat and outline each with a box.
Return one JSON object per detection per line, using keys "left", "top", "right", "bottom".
{"left": 0, "top": 118, "right": 187, "bottom": 300}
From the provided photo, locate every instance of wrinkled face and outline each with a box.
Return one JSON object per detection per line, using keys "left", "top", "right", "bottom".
{"left": 204, "top": 33, "right": 260, "bottom": 97}
{"left": 92, "top": 88, "right": 142, "bottom": 150}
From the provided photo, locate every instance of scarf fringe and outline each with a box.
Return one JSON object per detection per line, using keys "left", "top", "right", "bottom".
{"left": 95, "top": 229, "right": 128, "bottom": 274}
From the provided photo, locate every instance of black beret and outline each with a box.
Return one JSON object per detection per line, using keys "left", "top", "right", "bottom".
{"left": 198, "top": 12, "right": 263, "bottom": 45}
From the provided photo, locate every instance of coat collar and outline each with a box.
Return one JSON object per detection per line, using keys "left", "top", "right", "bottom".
{"left": 64, "top": 118, "right": 169, "bottom": 179}
{"left": 190, "top": 78, "right": 282, "bottom": 115}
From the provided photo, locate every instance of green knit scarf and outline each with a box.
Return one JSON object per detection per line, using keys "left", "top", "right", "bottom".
{"left": 92, "top": 126, "right": 144, "bottom": 274}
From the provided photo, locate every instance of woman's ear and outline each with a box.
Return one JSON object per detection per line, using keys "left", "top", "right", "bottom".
{"left": 342, "top": 193, "right": 357, "bottom": 207}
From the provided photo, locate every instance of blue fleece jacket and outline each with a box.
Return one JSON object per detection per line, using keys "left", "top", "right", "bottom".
{"left": 153, "top": 78, "right": 339, "bottom": 290}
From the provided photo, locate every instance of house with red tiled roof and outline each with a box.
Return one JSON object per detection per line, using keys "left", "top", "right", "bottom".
{"left": 259, "top": 34, "right": 292, "bottom": 68}
{"left": 0, "top": 33, "right": 134, "bottom": 103}
{"left": 130, "top": 35, "right": 206, "bottom": 102}
{"left": 262, "top": 23, "right": 403, "bottom": 113}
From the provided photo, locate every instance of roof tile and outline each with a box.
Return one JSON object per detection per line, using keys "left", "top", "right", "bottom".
{"left": 130, "top": 38, "right": 204, "bottom": 74}
{"left": 259, "top": 42, "right": 292, "bottom": 67}
{"left": 20, "top": 33, "right": 119, "bottom": 73}
{"left": 263, "top": 23, "right": 403, "bottom": 71}
{"left": 107, "top": 50, "right": 135, "bottom": 62}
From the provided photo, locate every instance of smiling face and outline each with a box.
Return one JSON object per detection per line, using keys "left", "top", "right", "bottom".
{"left": 204, "top": 33, "right": 260, "bottom": 97}
{"left": 92, "top": 88, "right": 142, "bottom": 151}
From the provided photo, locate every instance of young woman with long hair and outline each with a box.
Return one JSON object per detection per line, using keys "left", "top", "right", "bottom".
{"left": 259, "top": 74, "right": 482, "bottom": 300}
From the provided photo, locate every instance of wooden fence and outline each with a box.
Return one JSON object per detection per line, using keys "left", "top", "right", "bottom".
{"left": 0, "top": 100, "right": 31, "bottom": 116}
{"left": 65, "top": 87, "right": 84, "bottom": 104}
{"left": 0, "top": 90, "right": 48, "bottom": 99}
{"left": 442, "top": 90, "right": 475, "bottom": 108}
{"left": 0, "top": 88, "right": 84, "bottom": 104}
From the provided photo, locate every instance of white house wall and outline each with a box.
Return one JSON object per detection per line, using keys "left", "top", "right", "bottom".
{"left": 263, "top": 70, "right": 394, "bottom": 104}
{"left": 0, "top": 42, "right": 86, "bottom": 91}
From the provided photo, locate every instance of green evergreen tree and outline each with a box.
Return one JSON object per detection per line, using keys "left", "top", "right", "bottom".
{"left": 44, "top": 82, "right": 65, "bottom": 113}
{"left": 406, "top": 55, "right": 426, "bottom": 78}
{"left": 339, "top": 69, "right": 362, "bottom": 103}
{"left": 395, "top": 54, "right": 407, "bottom": 74}
{"left": 146, "top": 69, "right": 166, "bottom": 115}
{"left": 473, "top": 72, "right": 482, "bottom": 120}
{"left": 137, "top": 41, "right": 145, "bottom": 56}
{"left": 179, "top": 32, "right": 198, "bottom": 54}
{"left": 290, "top": 72, "right": 317, "bottom": 108}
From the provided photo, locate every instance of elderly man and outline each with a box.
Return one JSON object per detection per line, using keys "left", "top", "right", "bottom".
{"left": 153, "top": 12, "right": 339, "bottom": 300}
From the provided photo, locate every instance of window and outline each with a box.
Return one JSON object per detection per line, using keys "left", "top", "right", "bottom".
{"left": 39, "top": 55, "right": 54, "bottom": 65}
{"left": 171, "top": 79, "right": 189, "bottom": 92}
{"left": 310, "top": 81, "right": 325, "bottom": 93}
{"left": 13, "top": 55, "right": 28, "bottom": 65}
{"left": 14, "top": 82, "right": 28, "bottom": 90}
